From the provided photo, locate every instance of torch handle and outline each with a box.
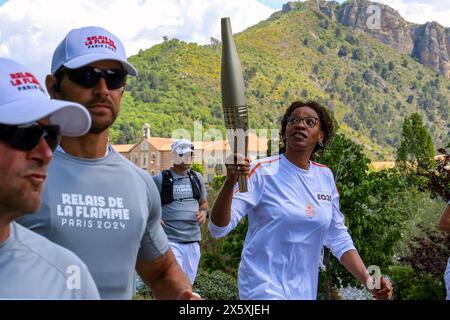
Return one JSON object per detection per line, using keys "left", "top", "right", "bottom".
{"left": 235, "top": 132, "right": 248, "bottom": 193}
{"left": 238, "top": 176, "right": 248, "bottom": 193}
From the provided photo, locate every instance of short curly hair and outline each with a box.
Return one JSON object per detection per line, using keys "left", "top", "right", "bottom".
{"left": 280, "top": 100, "right": 334, "bottom": 156}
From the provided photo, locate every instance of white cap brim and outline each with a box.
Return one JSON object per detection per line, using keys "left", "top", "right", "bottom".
{"left": 0, "top": 98, "right": 91, "bottom": 137}
{"left": 60, "top": 53, "right": 138, "bottom": 76}
{"left": 173, "top": 147, "right": 195, "bottom": 155}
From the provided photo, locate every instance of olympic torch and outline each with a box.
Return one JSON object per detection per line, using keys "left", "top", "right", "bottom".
{"left": 221, "top": 17, "right": 249, "bottom": 192}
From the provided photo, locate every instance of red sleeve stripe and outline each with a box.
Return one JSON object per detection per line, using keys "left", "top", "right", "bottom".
{"left": 233, "top": 156, "right": 281, "bottom": 194}
{"left": 248, "top": 157, "right": 281, "bottom": 179}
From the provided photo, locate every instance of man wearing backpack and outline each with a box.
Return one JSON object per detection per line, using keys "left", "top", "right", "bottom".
{"left": 153, "top": 139, "right": 208, "bottom": 284}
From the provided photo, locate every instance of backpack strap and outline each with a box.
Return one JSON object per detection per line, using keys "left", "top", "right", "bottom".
{"left": 160, "top": 169, "right": 174, "bottom": 206}
{"left": 188, "top": 169, "right": 202, "bottom": 202}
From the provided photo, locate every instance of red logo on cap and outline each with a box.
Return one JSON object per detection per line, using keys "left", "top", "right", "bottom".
{"left": 85, "top": 35, "right": 117, "bottom": 52}
{"left": 10, "top": 72, "right": 45, "bottom": 92}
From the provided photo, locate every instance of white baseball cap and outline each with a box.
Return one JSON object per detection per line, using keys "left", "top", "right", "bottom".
{"left": 51, "top": 26, "right": 138, "bottom": 76}
{"left": 0, "top": 58, "right": 91, "bottom": 136}
{"left": 171, "top": 139, "right": 195, "bottom": 155}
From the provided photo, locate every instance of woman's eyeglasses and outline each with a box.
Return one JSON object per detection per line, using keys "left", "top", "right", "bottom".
{"left": 0, "top": 122, "right": 61, "bottom": 152}
{"left": 62, "top": 66, "right": 127, "bottom": 90}
{"left": 287, "top": 116, "right": 319, "bottom": 128}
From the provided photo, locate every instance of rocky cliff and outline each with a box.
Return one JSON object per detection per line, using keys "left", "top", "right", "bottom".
{"left": 281, "top": 0, "right": 450, "bottom": 77}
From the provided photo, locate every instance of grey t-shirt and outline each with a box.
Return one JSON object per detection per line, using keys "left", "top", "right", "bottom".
{"left": 153, "top": 170, "right": 207, "bottom": 242}
{"left": 0, "top": 222, "right": 99, "bottom": 299}
{"left": 16, "top": 148, "right": 169, "bottom": 300}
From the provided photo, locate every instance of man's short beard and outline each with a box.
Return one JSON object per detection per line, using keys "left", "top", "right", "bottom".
{"left": 88, "top": 113, "right": 118, "bottom": 134}
{"left": 0, "top": 191, "right": 41, "bottom": 217}
{"left": 89, "top": 123, "right": 112, "bottom": 134}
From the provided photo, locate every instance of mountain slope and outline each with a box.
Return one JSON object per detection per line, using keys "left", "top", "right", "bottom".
{"left": 112, "top": 0, "right": 449, "bottom": 160}
{"left": 281, "top": 0, "right": 450, "bottom": 77}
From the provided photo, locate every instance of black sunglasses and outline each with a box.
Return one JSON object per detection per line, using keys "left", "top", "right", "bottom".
{"left": 0, "top": 122, "right": 61, "bottom": 152}
{"left": 63, "top": 66, "right": 127, "bottom": 90}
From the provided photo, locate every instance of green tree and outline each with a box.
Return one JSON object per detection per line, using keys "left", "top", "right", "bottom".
{"left": 337, "top": 45, "right": 348, "bottom": 57}
{"left": 316, "top": 134, "right": 407, "bottom": 297}
{"left": 352, "top": 48, "right": 363, "bottom": 61}
{"left": 420, "top": 148, "right": 450, "bottom": 200}
{"left": 396, "top": 113, "right": 435, "bottom": 172}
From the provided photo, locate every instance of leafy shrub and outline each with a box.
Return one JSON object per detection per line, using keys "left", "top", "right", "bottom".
{"left": 212, "top": 175, "right": 226, "bottom": 190}
{"left": 388, "top": 265, "right": 446, "bottom": 300}
{"left": 193, "top": 270, "right": 239, "bottom": 300}
{"left": 134, "top": 277, "right": 153, "bottom": 300}
{"left": 399, "top": 225, "right": 450, "bottom": 279}
{"left": 338, "top": 45, "right": 348, "bottom": 57}
{"left": 134, "top": 269, "right": 239, "bottom": 300}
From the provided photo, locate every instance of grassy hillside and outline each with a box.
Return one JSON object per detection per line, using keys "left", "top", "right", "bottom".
{"left": 112, "top": 0, "right": 449, "bottom": 160}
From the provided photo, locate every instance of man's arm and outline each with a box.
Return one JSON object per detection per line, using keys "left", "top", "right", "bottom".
{"left": 136, "top": 249, "right": 198, "bottom": 300}
{"left": 197, "top": 198, "right": 208, "bottom": 224}
{"left": 195, "top": 171, "right": 209, "bottom": 224}
{"left": 438, "top": 203, "right": 450, "bottom": 232}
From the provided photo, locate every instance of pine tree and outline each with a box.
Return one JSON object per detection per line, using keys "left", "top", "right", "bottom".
{"left": 396, "top": 113, "right": 435, "bottom": 171}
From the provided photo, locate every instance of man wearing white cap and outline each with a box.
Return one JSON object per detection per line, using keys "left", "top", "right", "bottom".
{"left": 153, "top": 139, "right": 208, "bottom": 284}
{"left": 0, "top": 57, "right": 99, "bottom": 299}
{"left": 17, "top": 26, "right": 196, "bottom": 300}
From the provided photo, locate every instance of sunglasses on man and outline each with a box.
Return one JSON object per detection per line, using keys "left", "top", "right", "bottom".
{"left": 0, "top": 122, "right": 61, "bottom": 152}
{"left": 59, "top": 66, "right": 128, "bottom": 90}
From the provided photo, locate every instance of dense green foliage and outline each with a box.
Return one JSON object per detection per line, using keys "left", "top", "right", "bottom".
{"left": 390, "top": 223, "right": 449, "bottom": 300}
{"left": 419, "top": 148, "right": 450, "bottom": 201}
{"left": 388, "top": 265, "right": 446, "bottom": 300}
{"left": 191, "top": 162, "right": 205, "bottom": 175}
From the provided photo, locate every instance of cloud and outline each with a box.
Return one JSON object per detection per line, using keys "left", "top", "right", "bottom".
{"left": 0, "top": 0, "right": 274, "bottom": 83}
{"left": 374, "top": 0, "right": 450, "bottom": 26}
